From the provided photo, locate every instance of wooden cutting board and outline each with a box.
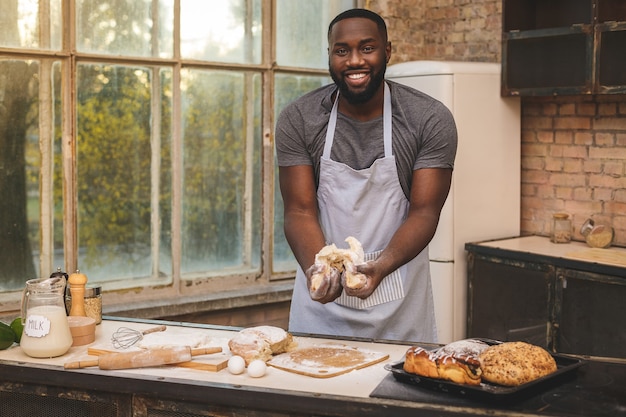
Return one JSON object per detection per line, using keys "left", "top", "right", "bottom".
{"left": 87, "top": 347, "right": 228, "bottom": 372}
{"left": 268, "top": 343, "right": 389, "bottom": 378}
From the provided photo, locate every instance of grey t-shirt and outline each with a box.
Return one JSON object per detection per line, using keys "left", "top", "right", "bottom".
{"left": 275, "top": 80, "right": 458, "bottom": 199}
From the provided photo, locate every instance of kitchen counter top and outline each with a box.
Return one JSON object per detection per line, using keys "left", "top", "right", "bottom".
{"left": 466, "top": 235, "right": 626, "bottom": 277}
{"left": 1, "top": 317, "right": 625, "bottom": 416}
{"left": 0, "top": 319, "right": 410, "bottom": 400}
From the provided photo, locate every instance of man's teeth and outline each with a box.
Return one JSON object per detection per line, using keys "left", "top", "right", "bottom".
{"left": 347, "top": 73, "right": 367, "bottom": 79}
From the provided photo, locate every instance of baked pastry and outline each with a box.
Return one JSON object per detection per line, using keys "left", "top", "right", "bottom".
{"left": 479, "top": 341, "right": 557, "bottom": 386}
{"left": 403, "top": 346, "right": 439, "bottom": 378}
{"left": 436, "top": 339, "right": 490, "bottom": 385}
{"left": 228, "top": 326, "right": 295, "bottom": 365}
{"left": 404, "top": 339, "right": 489, "bottom": 385}
{"left": 310, "top": 236, "right": 367, "bottom": 292}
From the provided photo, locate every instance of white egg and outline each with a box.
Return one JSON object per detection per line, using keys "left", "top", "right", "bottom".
{"left": 227, "top": 355, "right": 246, "bottom": 375}
{"left": 246, "top": 359, "right": 267, "bottom": 378}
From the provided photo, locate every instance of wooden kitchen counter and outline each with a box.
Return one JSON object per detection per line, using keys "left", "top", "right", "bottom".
{"left": 1, "top": 317, "right": 625, "bottom": 417}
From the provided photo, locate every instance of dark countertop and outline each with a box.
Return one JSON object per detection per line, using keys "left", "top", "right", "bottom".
{"left": 372, "top": 358, "right": 626, "bottom": 417}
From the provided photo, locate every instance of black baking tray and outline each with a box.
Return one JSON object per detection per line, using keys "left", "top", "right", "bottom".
{"left": 385, "top": 340, "right": 585, "bottom": 401}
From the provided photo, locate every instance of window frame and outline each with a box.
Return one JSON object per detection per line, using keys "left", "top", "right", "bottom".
{"left": 0, "top": 0, "right": 352, "bottom": 316}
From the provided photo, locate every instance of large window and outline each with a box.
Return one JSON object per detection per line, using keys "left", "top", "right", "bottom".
{"left": 0, "top": 0, "right": 354, "bottom": 312}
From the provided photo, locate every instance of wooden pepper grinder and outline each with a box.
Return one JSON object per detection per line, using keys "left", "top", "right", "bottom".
{"left": 68, "top": 270, "right": 88, "bottom": 317}
{"left": 67, "top": 269, "right": 96, "bottom": 346}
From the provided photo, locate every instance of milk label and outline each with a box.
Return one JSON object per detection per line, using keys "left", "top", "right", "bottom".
{"left": 24, "top": 314, "right": 51, "bottom": 338}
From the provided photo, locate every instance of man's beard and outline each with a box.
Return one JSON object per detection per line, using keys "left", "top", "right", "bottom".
{"left": 330, "top": 63, "right": 386, "bottom": 105}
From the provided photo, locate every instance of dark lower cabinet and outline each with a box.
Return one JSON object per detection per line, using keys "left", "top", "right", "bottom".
{"left": 0, "top": 383, "right": 131, "bottom": 417}
{"left": 467, "top": 257, "right": 552, "bottom": 348}
{"left": 555, "top": 269, "right": 626, "bottom": 358}
{"left": 466, "top": 241, "right": 626, "bottom": 359}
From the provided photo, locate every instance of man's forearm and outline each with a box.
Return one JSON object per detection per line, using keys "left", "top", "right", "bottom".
{"left": 373, "top": 212, "right": 439, "bottom": 278}
{"left": 284, "top": 212, "right": 326, "bottom": 271}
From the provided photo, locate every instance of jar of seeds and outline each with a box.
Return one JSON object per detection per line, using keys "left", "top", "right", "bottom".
{"left": 66, "top": 285, "right": 102, "bottom": 324}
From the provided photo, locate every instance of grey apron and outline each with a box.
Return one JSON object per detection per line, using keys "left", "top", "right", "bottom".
{"left": 288, "top": 83, "right": 437, "bottom": 343}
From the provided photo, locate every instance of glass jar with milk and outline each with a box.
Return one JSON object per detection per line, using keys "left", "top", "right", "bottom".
{"left": 20, "top": 277, "right": 73, "bottom": 358}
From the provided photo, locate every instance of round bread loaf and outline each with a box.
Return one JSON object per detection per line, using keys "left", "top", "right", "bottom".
{"left": 479, "top": 341, "right": 557, "bottom": 386}
{"left": 228, "top": 332, "right": 273, "bottom": 364}
{"left": 228, "top": 326, "right": 295, "bottom": 365}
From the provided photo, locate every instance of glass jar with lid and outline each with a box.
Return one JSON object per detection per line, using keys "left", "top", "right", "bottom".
{"left": 580, "top": 218, "right": 614, "bottom": 248}
{"left": 551, "top": 213, "right": 571, "bottom": 243}
{"left": 65, "top": 285, "right": 102, "bottom": 324}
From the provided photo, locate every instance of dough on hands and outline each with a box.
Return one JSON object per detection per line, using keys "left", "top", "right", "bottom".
{"left": 309, "top": 263, "right": 341, "bottom": 300}
{"left": 310, "top": 236, "right": 367, "bottom": 293}
{"left": 342, "top": 236, "right": 367, "bottom": 290}
{"left": 310, "top": 244, "right": 344, "bottom": 292}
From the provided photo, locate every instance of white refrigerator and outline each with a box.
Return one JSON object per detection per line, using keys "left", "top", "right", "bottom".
{"left": 386, "top": 61, "right": 521, "bottom": 343}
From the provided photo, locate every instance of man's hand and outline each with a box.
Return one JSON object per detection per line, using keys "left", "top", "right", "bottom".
{"left": 306, "top": 263, "right": 343, "bottom": 303}
{"left": 342, "top": 261, "right": 384, "bottom": 299}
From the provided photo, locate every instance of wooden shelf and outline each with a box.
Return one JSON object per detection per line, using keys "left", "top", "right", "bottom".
{"left": 502, "top": 0, "right": 626, "bottom": 95}
{"left": 504, "top": 0, "right": 592, "bottom": 32}
{"left": 597, "top": 23, "right": 626, "bottom": 93}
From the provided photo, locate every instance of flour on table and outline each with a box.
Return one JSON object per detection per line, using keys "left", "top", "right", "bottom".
{"left": 139, "top": 332, "right": 230, "bottom": 351}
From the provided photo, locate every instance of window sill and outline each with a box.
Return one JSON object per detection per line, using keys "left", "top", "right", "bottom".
{"left": 104, "top": 280, "right": 295, "bottom": 320}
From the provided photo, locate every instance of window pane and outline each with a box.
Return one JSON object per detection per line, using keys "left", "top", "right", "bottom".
{"left": 276, "top": 0, "right": 354, "bottom": 69}
{"left": 76, "top": 0, "right": 174, "bottom": 58}
{"left": 0, "top": 0, "right": 62, "bottom": 50}
{"left": 0, "top": 60, "right": 42, "bottom": 290}
{"left": 181, "top": 69, "right": 261, "bottom": 275}
{"left": 272, "top": 73, "right": 331, "bottom": 273}
{"left": 76, "top": 64, "right": 172, "bottom": 283}
{"left": 181, "top": 0, "right": 262, "bottom": 64}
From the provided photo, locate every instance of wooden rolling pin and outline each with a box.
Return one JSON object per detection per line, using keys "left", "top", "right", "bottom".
{"left": 64, "top": 346, "right": 222, "bottom": 370}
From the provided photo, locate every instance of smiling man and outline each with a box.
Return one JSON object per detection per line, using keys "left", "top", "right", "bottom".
{"left": 275, "top": 9, "right": 458, "bottom": 343}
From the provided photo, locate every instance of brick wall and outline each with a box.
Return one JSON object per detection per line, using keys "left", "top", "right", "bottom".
{"left": 367, "top": 0, "right": 501, "bottom": 64}
{"left": 521, "top": 97, "right": 626, "bottom": 245}
{"left": 369, "top": 0, "right": 626, "bottom": 246}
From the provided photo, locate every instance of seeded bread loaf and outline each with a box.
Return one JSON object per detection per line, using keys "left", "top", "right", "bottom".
{"left": 479, "top": 341, "right": 557, "bottom": 386}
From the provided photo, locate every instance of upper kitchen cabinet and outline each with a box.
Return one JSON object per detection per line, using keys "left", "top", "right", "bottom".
{"left": 502, "top": 0, "right": 626, "bottom": 96}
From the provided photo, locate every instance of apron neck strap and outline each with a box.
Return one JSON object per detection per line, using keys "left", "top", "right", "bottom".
{"left": 323, "top": 82, "right": 392, "bottom": 159}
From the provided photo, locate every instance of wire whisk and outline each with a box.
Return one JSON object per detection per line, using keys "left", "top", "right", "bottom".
{"left": 111, "top": 325, "right": 167, "bottom": 349}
